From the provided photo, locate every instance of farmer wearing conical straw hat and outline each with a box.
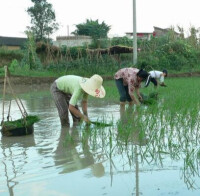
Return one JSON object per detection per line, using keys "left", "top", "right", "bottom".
{"left": 50, "top": 74, "right": 106, "bottom": 126}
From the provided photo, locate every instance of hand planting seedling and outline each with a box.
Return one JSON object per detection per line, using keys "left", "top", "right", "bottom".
{"left": 140, "top": 92, "right": 158, "bottom": 105}
{"left": 160, "top": 83, "right": 167, "bottom": 87}
{"left": 90, "top": 120, "right": 113, "bottom": 127}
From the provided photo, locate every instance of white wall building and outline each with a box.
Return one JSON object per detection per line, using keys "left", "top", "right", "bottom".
{"left": 53, "top": 35, "right": 92, "bottom": 47}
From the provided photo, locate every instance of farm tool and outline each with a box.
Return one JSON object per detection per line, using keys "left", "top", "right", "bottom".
{"left": 1, "top": 66, "right": 39, "bottom": 136}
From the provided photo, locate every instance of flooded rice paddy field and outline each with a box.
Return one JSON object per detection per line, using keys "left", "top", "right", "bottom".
{"left": 0, "top": 78, "right": 200, "bottom": 196}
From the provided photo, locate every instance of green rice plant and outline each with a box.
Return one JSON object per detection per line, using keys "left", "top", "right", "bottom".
{"left": 140, "top": 92, "right": 158, "bottom": 105}
{"left": 62, "top": 77, "right": 200, "bottom": 189}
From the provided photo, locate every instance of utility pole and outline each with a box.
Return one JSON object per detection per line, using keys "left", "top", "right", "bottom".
{"left": 67, "top": 25, "right": 69, "bottom": 36}
{"left": 133, "top": 0, "right": 137, "bottom": 65}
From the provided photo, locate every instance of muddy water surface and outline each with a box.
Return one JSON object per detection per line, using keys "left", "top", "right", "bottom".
{"left": 0, "top": 84, "right": 200, "bottom": 196}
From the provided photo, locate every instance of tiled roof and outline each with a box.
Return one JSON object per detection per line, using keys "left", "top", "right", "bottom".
{"left": 0, "top": 36, "right": 27, "bottom": 46}
{"left": 153, "top": 26, "right": 179, "bottom": 35}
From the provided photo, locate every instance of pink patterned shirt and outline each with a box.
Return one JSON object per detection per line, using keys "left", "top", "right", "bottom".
{"left": 114, "top": 68, "right": 140, "bottom": 95}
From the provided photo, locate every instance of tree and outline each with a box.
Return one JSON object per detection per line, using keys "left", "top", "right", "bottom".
{"left": 72, "top": 19, "right": 111, "bottom": 40}
{"left": 21, "top": 31, "right": 42, "bottom": 70}
{"left": 177, "top": 25, "right": 185, "bottom": 39}
{"left": 188, "top": 26, "right": 199, "bottom": 48}
{"left": 27, "top": 0, "right": 59, "bottom": 41}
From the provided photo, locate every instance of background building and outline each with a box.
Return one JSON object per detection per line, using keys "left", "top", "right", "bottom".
{"left": 0, "top": 36, "right": 27, "bottom": 50}
{"left": 53, "top": 35, "right": 92, "bottom": 47}
{"left": 125, "top": 26, "right": 180, "bottom": 40}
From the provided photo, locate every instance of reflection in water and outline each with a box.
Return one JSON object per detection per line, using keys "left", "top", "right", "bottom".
{"left": 53, "top": 126, "right": 105, "bottom": 177}
{"left": 1, "top": 84, "right": 200, "bottom": 196}
{"left": 0, "top": 125, "right": 106, "bottom": 196}
{"left": 83, "top": 104, "right": 200, "bottom": 195}
{"left": 117, "top": 106, "right": 148, "bottom": 196}
{"left": 1, "top": 135, "right": 35, "bottom": 196}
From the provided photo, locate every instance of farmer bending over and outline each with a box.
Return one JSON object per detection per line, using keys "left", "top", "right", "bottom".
{"left": 114, "top": 68, "right": 149, "bottom": 108}
{"left": 145, "top": 70, "right": 168, "bottom": 87}
{"left": 50, "top": 74, "right": 106, "bottom": 126}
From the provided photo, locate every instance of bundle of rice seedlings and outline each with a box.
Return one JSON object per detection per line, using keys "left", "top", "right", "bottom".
{"left": 140, "top": 92, "right": 158, "bottom": 105}
{"left": 1, "top": 115, "right": 40, "bottom": 137}
{"left": 90, "top": 120, "right": 113, "bottom": 127}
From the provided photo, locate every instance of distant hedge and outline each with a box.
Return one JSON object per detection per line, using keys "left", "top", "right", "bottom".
{"left": 0, "top": 48, "right": 23, "bottom": 67}
{"left": 1, "top": 33, "right": 200, "bottom": 73}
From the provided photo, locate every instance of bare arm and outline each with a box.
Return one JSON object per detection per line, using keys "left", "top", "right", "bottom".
{"left": 129, "top": 93, "right": 140, "bottom": 105}
{"left": 159, "top": 74, "right": 167, "bottom": 86}
{"left": 128, "top": 84, "right": 140, "bottom": 105}
{"left": 159, "top": 74, "right": 164, "bottom": 84}
{"left": 136, "top": 87, "right": 142, "bottom": 101}
{"left": 69, "top": 104, "right": 90, "bottom": 123}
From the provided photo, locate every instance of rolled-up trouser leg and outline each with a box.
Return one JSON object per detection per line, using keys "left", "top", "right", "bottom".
{"left": 151, "top": 78, "right": 158, "bottom": 86}
{"left": 50, "top": 82, "right": 70, "bottom": 126}
{"left": 124, "top": 85, "right": 132, "bottom": 102}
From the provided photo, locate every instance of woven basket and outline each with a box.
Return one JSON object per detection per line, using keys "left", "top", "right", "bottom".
{"left": 1, "top": 124, "right": 34, "bottom": 136}
{"left": 0, "top": 115, "right": 39, "bottom": 137}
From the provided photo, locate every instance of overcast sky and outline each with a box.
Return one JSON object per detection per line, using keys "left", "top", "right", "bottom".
{"left": 0, "top": 0, "right": 200, "bottom": 40}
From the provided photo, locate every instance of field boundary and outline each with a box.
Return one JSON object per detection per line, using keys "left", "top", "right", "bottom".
{"left": 0, "top": 72, "right": 200, "bottom": 85}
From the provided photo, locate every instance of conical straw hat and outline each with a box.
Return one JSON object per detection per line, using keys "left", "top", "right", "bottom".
{"left": 79, "top": 74, "right": 106, "bottom": 98}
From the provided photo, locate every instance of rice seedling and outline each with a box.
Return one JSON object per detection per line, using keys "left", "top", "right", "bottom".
{"left": 2, "top": 115, "right": 40, "bottom": 129}
{"left": 1, "top": 115, "right": 40, "bottom": 137}
{"left": 63, "top": 77, "right": 200, "bottom": 189}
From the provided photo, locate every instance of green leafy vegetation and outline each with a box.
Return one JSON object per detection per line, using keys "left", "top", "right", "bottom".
{"left": 27, "top": 0, "right": 59, "bottom": 41}
{"left": 1, "top": 26, "right": 200, "bottom": 77}
{"left": 72, "top": 19, "right": 111, "bottom": 40}
{"left": 21, "top": 32, "right": 42, "bottom": 70}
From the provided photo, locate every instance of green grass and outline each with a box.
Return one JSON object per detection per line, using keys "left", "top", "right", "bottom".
{"left": 0, "top": 67, "right": 63, "bottom": 77}
{"left": 0, "top": 66, "right": 117, "bottom": 78}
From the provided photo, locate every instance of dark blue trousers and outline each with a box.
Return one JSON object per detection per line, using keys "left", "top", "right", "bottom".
{"left": 115, "top": 79, "right": 132, "bottom": 102}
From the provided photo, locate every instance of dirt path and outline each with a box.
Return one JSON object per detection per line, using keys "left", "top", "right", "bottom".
{"left": 0, "top": 72, "right": 200, "bottom": 85}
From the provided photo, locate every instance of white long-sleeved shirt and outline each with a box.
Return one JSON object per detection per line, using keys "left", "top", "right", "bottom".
{"left": 149, "top": 71, "right": 164, "bottom": 83}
